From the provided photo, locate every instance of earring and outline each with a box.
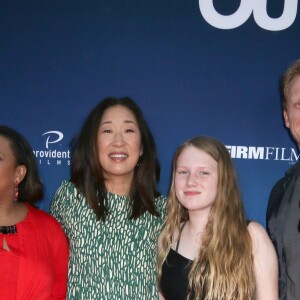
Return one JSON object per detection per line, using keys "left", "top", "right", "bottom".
{"left": 14, "top": 180, "right": 19, "bottom": 202}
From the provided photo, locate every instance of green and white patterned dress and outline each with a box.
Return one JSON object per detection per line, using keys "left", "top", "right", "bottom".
{"left": 50, "top": 180, "right": 167, "bottom": 300}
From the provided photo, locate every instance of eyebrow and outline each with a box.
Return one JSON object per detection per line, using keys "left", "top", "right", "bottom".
{"left": 176, "top": 165, "right": 215, "bottom": 170}
{"left": 100, "top": 120, "right": 138, "bottom": 126}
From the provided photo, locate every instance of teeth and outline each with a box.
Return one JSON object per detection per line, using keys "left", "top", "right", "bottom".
{"left": 109, "top": 154, "right": 128, "bottom": 158}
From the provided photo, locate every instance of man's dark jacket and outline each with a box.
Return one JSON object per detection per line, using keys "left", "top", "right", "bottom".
{"left": 266, "top": 162, "right": 300, "bottom": 299}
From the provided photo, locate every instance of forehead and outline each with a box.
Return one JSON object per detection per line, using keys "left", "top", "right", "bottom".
{"left": 0, "top": 135, "right": 13, "bottom": 153}
{"left": 287, "top": 75, "right": 300, "bottom": 100}
{"left": 177, "top": 146, "right": 217, "bottom": 168}
{"left": 101, "top": 105, "right": 137, "bottom": 123}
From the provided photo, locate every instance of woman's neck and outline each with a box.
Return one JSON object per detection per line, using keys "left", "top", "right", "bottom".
{"left": 175, "top": 213, "right": 210, "bottom": 260}
{"left": 187, "top": 211, "right": 209, "bottom": 234}
{"left": 105, "top": 179, "right": 131, "bottom": 196}
{"left": 0, "top": 201, "right": 27, "bottom": 226}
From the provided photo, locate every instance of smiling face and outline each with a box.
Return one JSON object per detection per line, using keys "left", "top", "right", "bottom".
{"left": 174, "top": 146, "right": 218, "bottom": 215}
{"left": 97, "top": 105, "right": 142, "bottom": 191}
{"left": 284, "top": 75, "right": 300, "bottom": 148}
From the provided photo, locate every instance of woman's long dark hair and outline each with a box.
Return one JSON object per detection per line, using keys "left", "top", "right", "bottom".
{"left": 0, "top": 125, "right": 44, "bottom": 204}
{"left": 71, "top": 97, "right": 160, "bottom": 221}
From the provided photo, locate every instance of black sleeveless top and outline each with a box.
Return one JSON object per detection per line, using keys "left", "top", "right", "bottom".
{"left": 160, "top": 221, "right": 251, "bottom": 299}
{"left": 160, "top": 223, "right": 194, "bottom": 300}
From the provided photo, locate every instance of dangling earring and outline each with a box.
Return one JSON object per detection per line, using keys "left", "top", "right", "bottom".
{"left": 14, "top": 180, "right": 19, "bottom": 202}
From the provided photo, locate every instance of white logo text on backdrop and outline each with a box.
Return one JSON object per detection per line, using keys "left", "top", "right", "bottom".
{"left": 33, "top": 130, "right": 298, "bottom": 165}
{"left": 199, "top": 0, "right": 298, "bottom": 31}
{"left": 42, "top": 131, "right": 64, "bottom": 149}
{"left": 226, "top": 145, "right": 299, "bottom": 163}
{"left": 33, "top": 131, "right": 70, "bottom": 166}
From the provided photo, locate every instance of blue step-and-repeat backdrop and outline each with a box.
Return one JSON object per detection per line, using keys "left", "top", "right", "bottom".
{"left": 1, "top": 1, "right": 300, "bottom": 227}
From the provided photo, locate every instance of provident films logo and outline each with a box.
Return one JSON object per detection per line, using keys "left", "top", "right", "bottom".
{"left": 33, "top": 131, "right": 71, "bottom": 166}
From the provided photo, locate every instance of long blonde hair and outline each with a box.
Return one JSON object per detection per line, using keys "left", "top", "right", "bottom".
{"left": 157, "top": 136, "right": 255, "bottom": 299}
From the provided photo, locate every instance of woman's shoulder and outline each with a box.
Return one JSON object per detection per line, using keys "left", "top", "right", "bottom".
{"left": 246, "top": 222, "right": 279, "bottom": 298}
{"left": 155, "top": 194, "right": 167, "bottom": 202}
{"left": 247, "top": 221, "right": 275, "bottom": 254}
{"left": 27, "top": 203, "right": 64, "bottom": 230}
{"left": 247, "top": 221, "right": 267, "bottom": 235}
{"left": 52, "top": 180, "right": 81, "bottom": 201}
{"left": 25, "top": 204, "right": 69, "bottom": 253}
{"left": 50, "top": 180, "right": 83, "bottom": 219}
{"left": 247, "top": 221, "right": 268, "bottom": 239}
{"left": 154, "top": 194, "right": 167, "bottom": 215}
{"left": 56, "top": 179, "right": 77, "bottom": 192}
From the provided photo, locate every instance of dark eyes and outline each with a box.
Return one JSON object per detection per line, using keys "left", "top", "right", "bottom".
{"left": 200, "top": 171, "right": 209, "bottom": 175}
{"left": 293, "top": 102, "right": 300, "bottom": 108}
{"left": 178, "top": 170, "right": 188, "bottom": 175}
{"left": 101, "top": 128, "right": 136, "bottom": 133}
{"left": 124, "top": 129, "right": 135, "bottom": 133}
{"left": 177, "top": 170, "right": 209, "bottom": 176}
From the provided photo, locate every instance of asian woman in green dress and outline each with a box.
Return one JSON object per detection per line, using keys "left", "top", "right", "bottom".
{"left": 50, "top": 97, "right": 166, "bottom": 299}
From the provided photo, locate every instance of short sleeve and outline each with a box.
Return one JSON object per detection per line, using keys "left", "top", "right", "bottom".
{"left": 155, "top": 195, "right": 167, "bottom": 224}
{"left": 50, "top": 180, "right": 72, "bottom": 226}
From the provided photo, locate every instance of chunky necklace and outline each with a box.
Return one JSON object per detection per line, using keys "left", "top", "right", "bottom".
{"left": 0, "top": 225, "right": 18, "bottom": 234}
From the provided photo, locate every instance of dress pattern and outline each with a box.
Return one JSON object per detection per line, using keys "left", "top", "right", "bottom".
{"left": 50, "top": 180, "right": 167, "bottom": 300}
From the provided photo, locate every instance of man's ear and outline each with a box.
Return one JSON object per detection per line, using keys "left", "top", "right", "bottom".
{"left": 283, "top": 110, "right": 290, "bottom": 128}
